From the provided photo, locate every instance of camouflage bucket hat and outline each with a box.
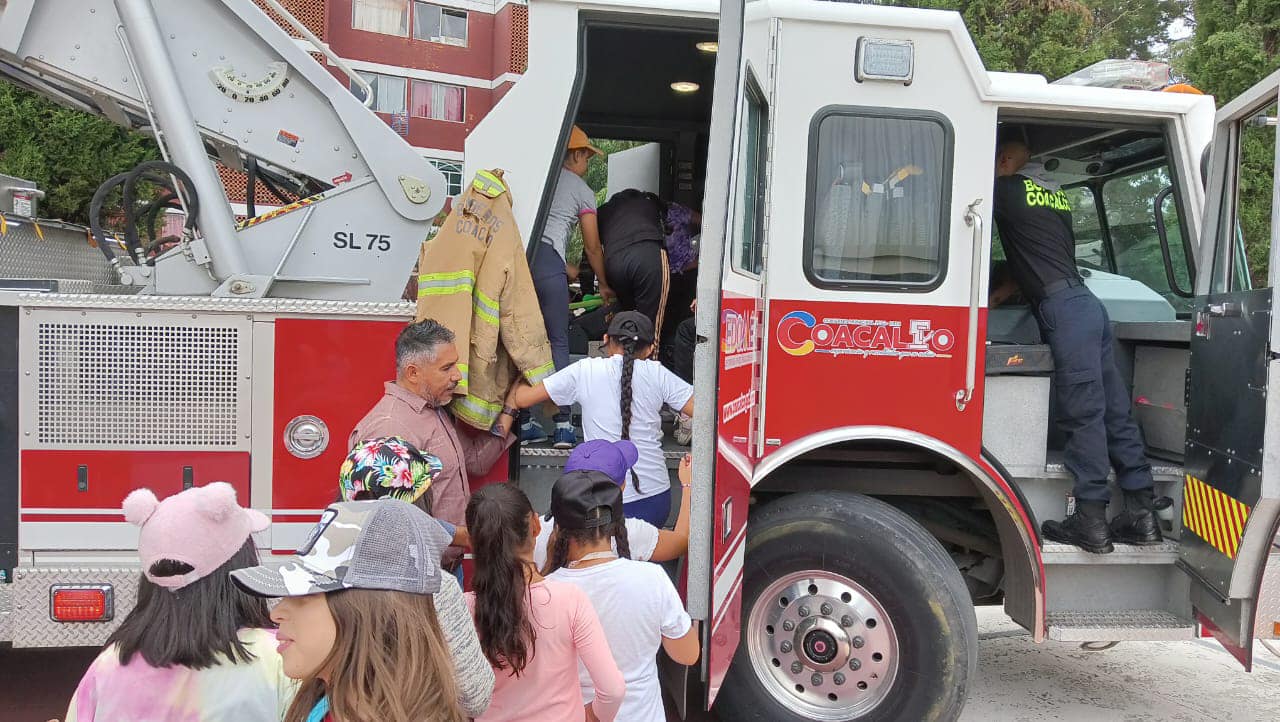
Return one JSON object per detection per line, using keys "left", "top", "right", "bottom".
{"left": 339, "top": 436, "right": 443, "bottom": 504}
{"left": 230, "top": 499, "right": 451, "bottom": 598}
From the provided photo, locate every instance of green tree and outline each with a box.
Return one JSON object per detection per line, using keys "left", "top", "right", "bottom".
{"left": 1180, "top": 0, "right": 1280, "bottom": 284}
{"left": 0, "top": 84, "right": 157, "bottom": 223}
{"left": 908, "top": 0, "right": 1189, "bottom": 78}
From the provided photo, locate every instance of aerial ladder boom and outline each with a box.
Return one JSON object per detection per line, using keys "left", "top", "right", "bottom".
{"left": 0, "top": 0, "right": 446, "bottom": 302}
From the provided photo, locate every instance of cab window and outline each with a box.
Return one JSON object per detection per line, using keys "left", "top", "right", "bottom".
{"left": 731, "top": 77, "right": 767, "bottom": 276}
{"left": 1063, "top": 185, "right": 1106, "bottom": 271}
{"left": 805, "top": 108, "right": 952, "bottom": 289}
{"left": 1096, "top": 165, "right": 1195, "bottom": 313}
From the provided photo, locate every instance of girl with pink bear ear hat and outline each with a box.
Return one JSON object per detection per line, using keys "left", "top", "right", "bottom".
{"left": 64, "top": 482, "right": 297, "bottom": 722}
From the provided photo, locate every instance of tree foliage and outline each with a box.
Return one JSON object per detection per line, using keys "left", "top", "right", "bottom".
{"left": 1180, "top": 1, "right": 1280, "bottom": 285}
{"left": 0, "top": 84, "right": 157, "bottom": 223}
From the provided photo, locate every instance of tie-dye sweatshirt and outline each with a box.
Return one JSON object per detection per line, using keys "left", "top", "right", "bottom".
{"left": 66, "top": 627, "right": 296, "bottom": 722}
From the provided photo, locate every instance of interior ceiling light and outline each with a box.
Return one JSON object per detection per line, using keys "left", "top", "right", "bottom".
{"left": 671, "top": 81, "right": 701, "bottom": 93}
{"left": 696, "top": 41, "right": 718, "bottom": 53}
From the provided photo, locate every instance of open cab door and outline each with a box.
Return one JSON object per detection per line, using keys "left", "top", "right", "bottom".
{"left": 1184, "top": 68, "right": 1280, "bottom": 670}
{"left": 689, "top": 0, "right": 753, "bottom": 710}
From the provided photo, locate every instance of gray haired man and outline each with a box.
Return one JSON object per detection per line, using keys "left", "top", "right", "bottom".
{"left": 349, "top": 319, "right": 517, "bottom": 572}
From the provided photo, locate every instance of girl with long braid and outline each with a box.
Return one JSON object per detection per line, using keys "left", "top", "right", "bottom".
{"left": 544, "top": 469, "right": 699, "bottom": 722}
{"left": 509, "top": 311, "right": 695, "bottom": 526}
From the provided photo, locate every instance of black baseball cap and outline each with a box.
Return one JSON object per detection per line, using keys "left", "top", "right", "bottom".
{"left": 607, "top": 311, "right": 655, "bottom": 346}
{"left": 549, "top": 469, "right": 624, "bottom": 530}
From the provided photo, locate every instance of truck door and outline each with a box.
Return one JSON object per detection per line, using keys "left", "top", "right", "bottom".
{"left": 689, "top": 0, "right": 756, "bottom": 708}
{"left": 1183, "top": 68, "right": 1280, "bottom": 670}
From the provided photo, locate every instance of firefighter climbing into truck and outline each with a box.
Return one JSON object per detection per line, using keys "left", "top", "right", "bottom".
{"left": 3, "top": 1, "right": 1280, "bottom": 721}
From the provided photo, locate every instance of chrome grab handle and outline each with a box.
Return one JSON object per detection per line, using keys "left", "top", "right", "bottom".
{"left": 955, "top": 198, "right": 983, "bottom": 412}
{"left": 259, "top": 0, "right": 374, "bottom": 108}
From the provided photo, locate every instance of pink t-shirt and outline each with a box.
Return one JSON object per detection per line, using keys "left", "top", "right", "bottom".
{"left": 466, "top": 579, "right": 624, "bottom": 722}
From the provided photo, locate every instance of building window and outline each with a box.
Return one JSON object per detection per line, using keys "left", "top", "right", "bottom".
{"left": 351, "top": 72, "right": 407, "bottom": 115}
{"left": 410, "top": 79, "right": 465, "bottom": 122}
{"left": 413, "top": 2, "right": 467, "bottom": 46}
{"left": 805, "top": 108, "right": 952, "bottom": 289}
{"left": 429, "top": 159, "right": 464, "bottom": 196}
{"left": 352, "top": 0, "right": 409, "bottom": 36}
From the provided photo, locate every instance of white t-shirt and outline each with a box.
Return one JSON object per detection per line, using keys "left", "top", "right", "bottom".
{"left": 542, "top": 356, "right": 694, "bottom": 503}
{"left": 549, "top": 559, "right": 693, "bottom": 722}
{"left": 533, "top": 515, "right": 661, "bottom": 570}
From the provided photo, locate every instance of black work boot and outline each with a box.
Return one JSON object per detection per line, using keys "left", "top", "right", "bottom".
{"left": 1109, "top": 488, "right": 1163, "bottom": 545}
{"left": 1042, "top": 500, "right": 1114, "bottom": 554}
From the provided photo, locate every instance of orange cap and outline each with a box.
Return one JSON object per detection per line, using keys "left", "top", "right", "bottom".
{"left": 567, "top": 125, "right": 604, "bottom": 157}
{"left": 1162, "top": 83, "right": 1204, "bottom": 95}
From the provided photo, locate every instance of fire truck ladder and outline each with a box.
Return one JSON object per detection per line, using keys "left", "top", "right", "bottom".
{"left": 0, "top": 0, "right": 446, "bottom": 302}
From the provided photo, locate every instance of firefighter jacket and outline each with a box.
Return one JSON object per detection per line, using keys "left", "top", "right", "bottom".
{"left": 415, "top": 169, "right": 556, "bottom": 430}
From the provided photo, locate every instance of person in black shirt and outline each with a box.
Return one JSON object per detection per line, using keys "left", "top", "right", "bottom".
{"left": 598, "top": 189, "right": 671, "bottom": 343}
{"left": 992, "top": 136, "right": 1159, "bottom": 554}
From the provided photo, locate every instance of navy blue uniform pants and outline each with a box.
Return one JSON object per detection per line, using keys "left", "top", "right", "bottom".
{"left": 531, "top": 243, "right": 571, "bottom": 424}
{"left": 1034, "top": 286, "right": 1153, "bottom": 502}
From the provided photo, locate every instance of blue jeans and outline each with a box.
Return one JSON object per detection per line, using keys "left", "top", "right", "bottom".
{"left": 531, "top": 243, "right": 571, "bottom": 424}
{"left": 625, "top": 489, "right": 672, "bottom": 528}
{"left": 1034, "top": 286, "right": 1153, "bottom": 502}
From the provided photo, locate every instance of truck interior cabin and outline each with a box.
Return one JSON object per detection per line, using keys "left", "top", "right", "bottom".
{"left": 573, "top": 20, "right": 716, "bottom": 219}
{"left": 984, "top": 116, "right": 1197, "bottom": 482}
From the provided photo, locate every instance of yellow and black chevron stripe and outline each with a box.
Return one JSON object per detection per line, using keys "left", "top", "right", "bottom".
{"left": 1182, "top": 474, "right": 1251, "bottom": 559}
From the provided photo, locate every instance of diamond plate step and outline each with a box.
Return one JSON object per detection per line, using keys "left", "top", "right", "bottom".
{"left": 1047, "top": 609, "right": 1195, "bottom": 641}
{"left": 1042, "top": 540, "right": 1180, "bottom": 565}
{"left": 1041, "top": 458, "right": 1185, "bottom": 484}
{"left": 520, "top": 445, "right": 686, "bottom": 467}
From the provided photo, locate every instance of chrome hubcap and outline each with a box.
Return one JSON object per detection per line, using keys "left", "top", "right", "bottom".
{"left": 746, "top": 571, "right": 899, "bottom": 719}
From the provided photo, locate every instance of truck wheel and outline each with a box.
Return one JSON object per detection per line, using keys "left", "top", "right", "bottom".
{"left": 717, "top": 492, "right": 977, "bottom": 721}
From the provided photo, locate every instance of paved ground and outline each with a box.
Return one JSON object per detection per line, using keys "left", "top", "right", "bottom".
{"left": 11, "top": 607, "right": 1280, "bottom": 721}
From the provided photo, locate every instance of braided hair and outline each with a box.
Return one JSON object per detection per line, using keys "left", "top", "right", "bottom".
{"left": 542, "top": 518, "right": 632, "bottom": 577}
{"left": 618, "top": 335, "right": 643, "bottom": 493}
{"left": 608, "top": 311, "right": 656, "bottom": 495}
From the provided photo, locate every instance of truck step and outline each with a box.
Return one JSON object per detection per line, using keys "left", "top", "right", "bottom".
{"left": 520, "top": 445, "right": 686, "bottom": 467}
{"left": 1042, "top": 457, "right": 1185, "bottom": 484}
{"left": 1041, "top": 540, "right": 1180, "bottom": 565}
{"left": 1046, "top": 609, "right": 1195, "bottom": 641}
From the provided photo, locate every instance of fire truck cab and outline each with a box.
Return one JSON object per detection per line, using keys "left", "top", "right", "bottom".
{"left": 467, "top": 0, "right": 1280, "bottom": 719}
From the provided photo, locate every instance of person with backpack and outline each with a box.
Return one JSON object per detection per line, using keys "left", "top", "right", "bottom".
{"left": 544, "top": 470, "right": 700, "bottom": 721}
{"left": 231, "top": 500, "right": 470, "bottom": 722}
{"left": 509, "top": 311, "right": 693, "bottom": 527}
{"left": 464, "top": 482, "right": 625, "bottom": 721}
{"left": 65, "top": 483, "right": 292, "bottom": 721}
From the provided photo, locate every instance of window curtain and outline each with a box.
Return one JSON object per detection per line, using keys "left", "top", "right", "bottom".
{"left": 353, "top": 0, "right": 408, "bottom": 36}
{"left": 812, "top": 116, "right": 945, "bottom": 283}
{"left": 412, "top": 81, "right": 464, "bottom": 121}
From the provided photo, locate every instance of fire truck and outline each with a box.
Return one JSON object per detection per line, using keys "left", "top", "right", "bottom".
{"left": 1, "top": 0, "right": 1279, "bottom": 720}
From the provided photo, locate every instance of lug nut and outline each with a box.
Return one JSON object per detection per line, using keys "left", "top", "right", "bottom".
{"left": 850, "top": 658, "right": 862, "bottom": 671}
{"left": 834, "top": 672, "right": 846, "bottom": 685}
{"left": 810, "top": 673, "right": 823, "bottom": 687}
{"left": 798, "top": 606, "right": 811, "bottom": 617}
{"left": 791, "top": 661, "right": 804, "bottom": 674}
{"left": 841, "top": 615, "right": 854, "bottom": 627}
{"left": 780, "top": 641, "right": 793, "bottom": 653}
{"left": 852, "top": 636, "right": 865, "bottom": 649}
{"left": 820, "top": 603, "right": 833, "bottom": 616}
{"left": 783, "top": 620, "right": 795, "bottom": 632}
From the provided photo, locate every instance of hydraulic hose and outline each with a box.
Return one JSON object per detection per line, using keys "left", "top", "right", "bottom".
{"left": 121, "top": 160, "right": 200, "bottom": 265}
{"left": 89, "top": 171, "right": 131, "bottom": 264}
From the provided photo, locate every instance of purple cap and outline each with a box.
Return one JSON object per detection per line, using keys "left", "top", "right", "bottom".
{"left": 564, "top": 439, "right": 639, "bottom": 488}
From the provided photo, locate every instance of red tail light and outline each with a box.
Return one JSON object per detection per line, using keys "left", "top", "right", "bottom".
{"left": 50, "top": 585, "right": 114, "bottom": 622}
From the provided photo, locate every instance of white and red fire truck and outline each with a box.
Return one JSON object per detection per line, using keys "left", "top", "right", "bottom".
{"left": 2, "top": 1, "right": 1279, "bottom": 720}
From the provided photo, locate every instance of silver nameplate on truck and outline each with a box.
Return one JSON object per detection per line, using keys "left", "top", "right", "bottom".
{"left": 857, "top": 38, "right": 914, "bottom": 83}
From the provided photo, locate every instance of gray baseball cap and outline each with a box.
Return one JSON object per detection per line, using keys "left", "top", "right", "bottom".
{"left": 231, "top": 499, "right": 451, "bottom": 598}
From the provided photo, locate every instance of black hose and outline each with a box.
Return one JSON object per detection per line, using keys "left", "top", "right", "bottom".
{"left": 121, "top": 161, "right": 200, "bottom": 265}
{"left": 139, "top": 190, "right": 181, "bottom": 250}
{"left": 255, "top": 168, "right": 296, "bottom": 205}
{"left": 89, "top": 171, "right": 131, "bottom": 264}
{"left": 245, "top": 158, "right": 258, "bottom": 218}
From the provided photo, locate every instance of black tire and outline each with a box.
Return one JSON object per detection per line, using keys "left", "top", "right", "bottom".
{"left": 716, "top": 492, "right": 977, "bottom": 721}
